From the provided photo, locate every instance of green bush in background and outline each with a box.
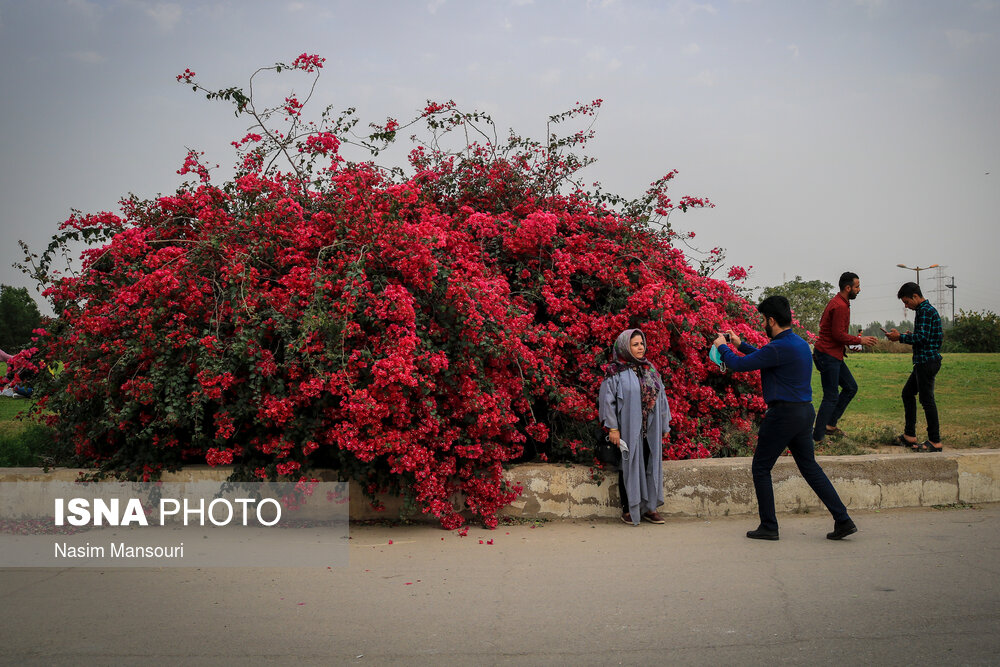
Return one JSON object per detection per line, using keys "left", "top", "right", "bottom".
{"left": 943, "top": 310, "right": 1000, "bottom": 353}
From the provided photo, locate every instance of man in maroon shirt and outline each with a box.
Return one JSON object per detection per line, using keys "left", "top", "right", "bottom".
{"left": 812, "top": 272, "right": 878, "bottom": 443}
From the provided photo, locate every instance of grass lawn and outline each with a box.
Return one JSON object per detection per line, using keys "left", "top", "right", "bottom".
{"left": 813, "top": 352, "right": 1000, "bottom": 450}
{"left": 0, "top": 361, "right": 61, "bottom": 466}
{"left": 0, "top": 396, "right": 53, "bottom": 467}
{"left": 0, "top": 394, "right": 32, "bottom": 417}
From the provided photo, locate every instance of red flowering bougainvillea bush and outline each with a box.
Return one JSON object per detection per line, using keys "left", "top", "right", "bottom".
{"left": 23, "top": 55, "right": 766, "bottom": 528}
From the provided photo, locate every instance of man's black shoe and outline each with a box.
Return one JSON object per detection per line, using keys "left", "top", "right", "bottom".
{"left": 746, "top": 526, "right": 779, "bottom": 541}
{"left": 827, "top": 519, "right": 858, "bottom": 540}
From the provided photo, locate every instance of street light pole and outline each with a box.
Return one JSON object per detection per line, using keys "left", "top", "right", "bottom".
{"left": 945, "top": 277, "right": 957, "bottom": 322}
{"left": 896, "top": 263, "right": 939, "bottom": 286}
{"left": 897, "top": 263, "right": 940, "bottom": 321}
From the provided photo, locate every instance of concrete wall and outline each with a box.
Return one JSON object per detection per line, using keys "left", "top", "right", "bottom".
{"left": 499, "top": 450, "right": 1000, "bottom": 520}
{"left": 3, "top": 449, "right": 998, "bottom": 522}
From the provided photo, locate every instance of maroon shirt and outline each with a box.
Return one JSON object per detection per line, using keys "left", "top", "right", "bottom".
{"left": 813, "top": 293, "right": 862, "bottom": 360}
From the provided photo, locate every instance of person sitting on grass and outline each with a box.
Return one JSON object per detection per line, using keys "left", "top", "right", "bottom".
{"left": 0, "top": 347, "right": 36, "bottom": 398}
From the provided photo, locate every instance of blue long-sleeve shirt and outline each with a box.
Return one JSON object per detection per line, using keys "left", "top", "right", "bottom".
{"left": 717, "top": 329, "right": 813, "bottom": 404}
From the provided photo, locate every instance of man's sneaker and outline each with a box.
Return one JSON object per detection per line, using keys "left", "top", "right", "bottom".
{"left": 827, "top": 519, "right": 858, "bottom": 540}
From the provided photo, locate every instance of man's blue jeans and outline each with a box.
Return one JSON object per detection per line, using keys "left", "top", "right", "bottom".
{"left": 753, "top": 401, "right": 851, "bottom": 531}
{"left": 812, "top": 351, "right": 858, "bottom": 441}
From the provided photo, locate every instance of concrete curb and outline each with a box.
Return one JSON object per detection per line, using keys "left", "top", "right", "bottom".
{"left": 502, "top": 449, "right": 1000, "bottom": 520}
{"left": 3, "top": 449, "right": 998, "bottom": 522}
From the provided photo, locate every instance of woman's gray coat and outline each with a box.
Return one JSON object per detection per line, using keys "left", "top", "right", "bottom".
{"left": 599, "top": 369, "right": 671, "bottom": 524}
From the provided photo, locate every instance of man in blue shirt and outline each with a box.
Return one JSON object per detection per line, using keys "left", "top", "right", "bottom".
{"left": 713, "top": 295, "right": 857, "bottom": 541}
{"left": 886, "top": 282, "right": 943, "bottom": 452}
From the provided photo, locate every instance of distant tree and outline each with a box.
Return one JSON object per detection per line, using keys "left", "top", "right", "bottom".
{"left": 944, "top": 310, "right": 1000, "bottom": 353}
{"left": 860, "top": 322, "right": 884, "bottom": 337}
{"left": 858, "top": 319, "right": 918, "bottom": 338}
{"left": 0, "top": 285, "right": 42, "bottom": 351}
{"left": 760, "top": 275, "right": 834, "bottom": 338}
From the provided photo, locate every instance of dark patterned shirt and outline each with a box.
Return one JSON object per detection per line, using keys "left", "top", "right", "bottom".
{"left": 901, "top": 300, "right": 943, "bottom": 364}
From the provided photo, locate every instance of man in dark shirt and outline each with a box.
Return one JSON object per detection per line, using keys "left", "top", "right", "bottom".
{"left": 812, "top": 272, "right": 878, "bottom": 443}
{"left": 886, "top": 282, "right": 944, "bottom": 452}
{"left": 714, "top": 295, "right": 857, "bottom": 541}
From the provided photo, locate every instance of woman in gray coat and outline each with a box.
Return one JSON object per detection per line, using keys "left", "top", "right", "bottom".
{"left": 599, "top": 329, "right": 672, "bottom": 525}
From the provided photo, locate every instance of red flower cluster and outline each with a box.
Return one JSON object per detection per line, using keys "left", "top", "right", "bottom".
{"left": 727, "top": 265, "right": 749, "bottom": 282}
{"left": 26, "top": 56, "right": 766, "bottom": 529}
{"left": 291, "top": 53, "right": 325, "bottom": 72}
{"left": 283, "top": 96, "right": 303, "bottom": 118}
{"left": 299, "top": 132, "right": 341, "bottom": 156}
{"left": 176, "top": 149, "right": 211, "bottom": 183}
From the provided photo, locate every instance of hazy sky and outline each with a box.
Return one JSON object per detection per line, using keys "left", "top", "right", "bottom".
{"left": 1, "top": 0, "right": 997, "bottom": 326}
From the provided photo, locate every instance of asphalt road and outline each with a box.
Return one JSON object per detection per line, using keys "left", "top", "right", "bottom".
{"left": 2, "top": 504, "right": 999, "bottom": 665}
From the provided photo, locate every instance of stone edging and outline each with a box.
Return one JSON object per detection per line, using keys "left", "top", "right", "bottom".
{"left": 500, "top": 449, "right": 1000, "bottom": 520}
